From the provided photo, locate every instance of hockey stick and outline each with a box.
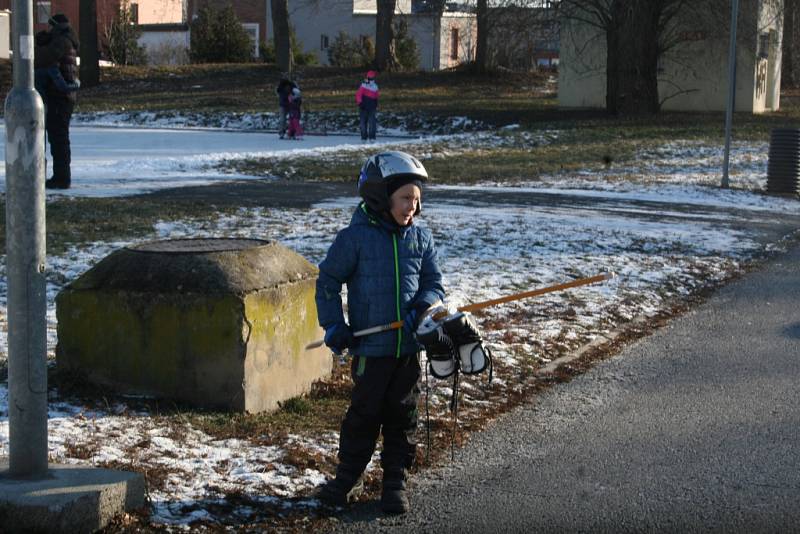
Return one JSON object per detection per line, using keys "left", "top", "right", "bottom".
{"left": 305, "top": 272, "right": 616, "bottom": 350}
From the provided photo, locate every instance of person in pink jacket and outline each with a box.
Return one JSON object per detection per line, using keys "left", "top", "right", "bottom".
{"left": 356, "top": 70, "right": 379, "bottom": 142}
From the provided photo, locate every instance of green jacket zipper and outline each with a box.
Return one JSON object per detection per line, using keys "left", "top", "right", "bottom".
{"left": 393, "top": 233, "right": 402, "bottom": 358}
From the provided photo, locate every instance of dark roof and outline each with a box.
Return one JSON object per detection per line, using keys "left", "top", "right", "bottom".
{"left": 137, "top": 23, "right": 190, "bottom": 32}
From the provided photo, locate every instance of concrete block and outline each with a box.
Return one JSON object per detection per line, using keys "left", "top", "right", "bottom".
{"left": 55, "top": 238, "right": 332, "bottom": 413}
{"left": 0, "top": 460, "right": 145, "bottom": 533}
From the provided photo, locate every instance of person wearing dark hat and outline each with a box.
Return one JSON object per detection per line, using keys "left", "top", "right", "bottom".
{"left": 34, "top": 14, "right": 79, "bottom": 189}
{"left": 315, "top": 151, "right": 445, "bottom": 514}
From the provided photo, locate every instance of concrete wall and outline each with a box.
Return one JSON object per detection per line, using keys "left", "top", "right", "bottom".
{"left": 242, "top": 285, "right": 332, "bottom": 413}
{"left": 406, "top": 15, "right": 439, "bottom": 70}
{"left": 558, "top": 0, "right": 782, "bottom": 113}
{"left": 557, "top": 18, "right": 606, "bottom": 109}
{"left": 756, "top": 0, "right": 782, "bottom": 111}
{"left": 0, "top": 9, "right": 9, "bottom": 59}
{"left": 138, "top": 28, "right": 190, "bottom": 65}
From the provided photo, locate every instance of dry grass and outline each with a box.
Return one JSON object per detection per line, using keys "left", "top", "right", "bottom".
{"left": 69, "top": 63, "right": 557, "bottom": 121}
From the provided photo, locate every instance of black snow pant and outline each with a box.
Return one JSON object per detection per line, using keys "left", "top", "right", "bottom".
{"left": 359, "top": 107, "right": 377, "bottom": 140}
{"left": 46, "top": 96, "right": 74, "bottom": 185}
{"left": 337, "top": 353, "right": 421, "bottom": 475}
{"left": 278, "top": 105, "right": 288, "bottom": 137}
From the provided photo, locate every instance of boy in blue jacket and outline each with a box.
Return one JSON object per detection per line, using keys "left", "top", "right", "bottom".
{"left": 315, "top": 151, "right": 445, "bottom": 513}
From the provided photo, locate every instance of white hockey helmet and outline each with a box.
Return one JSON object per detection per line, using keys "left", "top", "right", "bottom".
{"left": 358, "top": 151, "right": 428, "bottom": 213}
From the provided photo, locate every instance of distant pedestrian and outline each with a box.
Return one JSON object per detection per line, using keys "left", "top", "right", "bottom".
{"left": 286, "top": 87, "right": 304, "bottom": 140}
{"left": 34, "top": 14, "right": 79, "bottom": 190}
{"left": 275, "top": 76, "right": 297, "bottom": 139}
{"left": 356, "top": 70, "right": 379, "bottom": 142}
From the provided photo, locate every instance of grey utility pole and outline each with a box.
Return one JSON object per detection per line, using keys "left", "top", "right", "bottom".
{"left": 722, "top": 0, "right": 740, "bottom": 189}
{"left": 4, "top": 0, "right": 48, "bottom": 478}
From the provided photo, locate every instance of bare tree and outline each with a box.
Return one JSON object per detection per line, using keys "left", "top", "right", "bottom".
{"left": 783, "top": 0, "right": 798, "bottom": 87}
{"left": 561, "top": 0, "right": 698, "bottom": 114}
{"left": 79, "top": 0, "right": 100, "bottom": 87}
{"left": 375, "top": 0, "right": 400, "bottom": 70}
{"left": 271, "top": 0, "right": 293, "bottom": 73}
{"left": 484, "top": 1, "right": 559, "bottom": 71}
{"left": 474, "top": 0, "right": 489, "bottom": 73}
{"left": 561, "top": 0, "right": 783, "bottom": 115}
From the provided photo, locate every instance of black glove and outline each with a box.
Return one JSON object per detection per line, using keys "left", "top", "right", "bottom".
{"left": 324, "top": 323, "right": 355, "bottom": 355}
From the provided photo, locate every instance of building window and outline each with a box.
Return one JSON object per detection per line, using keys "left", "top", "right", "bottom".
{"left": 130, "top": 3, "right": 139, "bottom": 24}
{"left": 321, "top": 34, "right": 329, "bottom": 50}
{"left": 37, "top": 1, "right": 52, "bottom": 25}
{"left": 758, "top": 32, "right": 770, "bottom": 59}
{"left": 242, "top": 23, "right": 260, "bottom": 59}
{"left": 450, "top": 28, "right": 459, "bottom": 60}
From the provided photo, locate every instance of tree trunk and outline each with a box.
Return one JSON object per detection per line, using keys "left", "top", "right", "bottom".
{"left": 270, "top": 0, "right": 293, "bottom": 73}
{"left": 79, "top": 0, "right": 100, "bottom": 87}
{"left": 606, "top": 15, "right": 620, "bottom": 113}
{"left": 474, "top": 0, "right": 489, "bottom": 73}
{"left": 783, "top": 0, "right": 797, "bottom": 88}
{"left": 606, "top": 0, "right": 661, "bottom": 115}
{"left": 375, "top": 0, "right": 399, "bottom": 71}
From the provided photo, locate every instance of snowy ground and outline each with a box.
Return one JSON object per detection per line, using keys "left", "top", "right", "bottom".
{"left": 1, "top": 117, "right": 800, "bottom": 528}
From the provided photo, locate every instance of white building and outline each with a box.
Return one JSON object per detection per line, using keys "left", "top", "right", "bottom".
{"left": 559, "top": 0, "right": 783, "bottom": 113}
{"left": 0, "top": 9, "right": 10, "bottom": 59}
{"left": 277, "top": 0, "right": 477, "bottom": 71}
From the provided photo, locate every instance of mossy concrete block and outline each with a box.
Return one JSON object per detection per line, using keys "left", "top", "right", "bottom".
{"left": 55, "top": 238, "right": 331, "bottom": 413}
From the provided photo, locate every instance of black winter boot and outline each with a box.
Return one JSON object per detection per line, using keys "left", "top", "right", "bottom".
{"left": 45, "top": 176, "right": 70, "bottom": 189}
{"left": 316, "top": 466, "right": 364, "bottom": 507}
{"left": 381, "top": 469, "right": 409, "bottom": 514}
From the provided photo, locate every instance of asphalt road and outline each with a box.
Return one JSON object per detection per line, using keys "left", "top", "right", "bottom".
{"left": 327, "top": 240, "right": 800, "bottom": 532}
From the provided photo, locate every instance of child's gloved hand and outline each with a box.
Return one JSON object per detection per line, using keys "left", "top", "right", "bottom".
{"left": 403, "top": 303, "right": 429, "bottom": 337}
{"left": 324, "top": 323, "right": 355, "bottom": 355}
{"left": 402, "top": 310, "right": 417, "bottom": 338}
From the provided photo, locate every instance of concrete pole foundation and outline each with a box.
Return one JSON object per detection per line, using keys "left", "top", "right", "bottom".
{"left": 0, "top": 460, "right": 145, "bottom": 533}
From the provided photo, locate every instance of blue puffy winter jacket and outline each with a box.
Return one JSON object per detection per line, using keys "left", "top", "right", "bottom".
{"left": 316, "top": 203, "right": 445, "bottom": 357}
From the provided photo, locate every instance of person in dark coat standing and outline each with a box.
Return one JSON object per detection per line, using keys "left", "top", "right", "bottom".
{"left": 275, "top": 76, "right": 297, "bottom": 139}
{"left": 315, "top": 151, "right": 445, "bottom": 514}
{"left": 34, "top": 13, "right": 79, "bottom": 190}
